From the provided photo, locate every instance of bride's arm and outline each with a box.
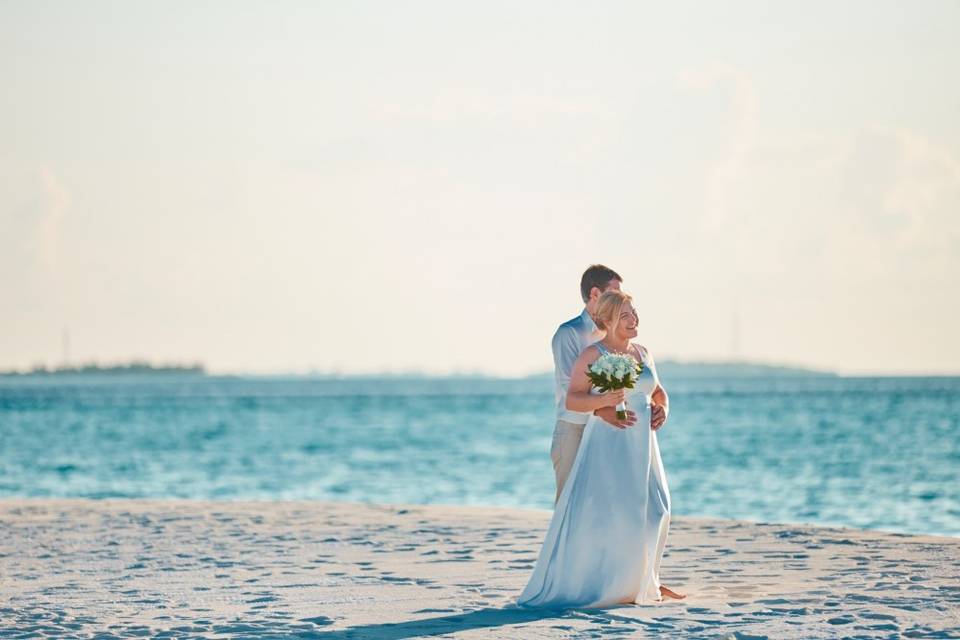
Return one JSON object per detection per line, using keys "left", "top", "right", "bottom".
{"left": 565, "top": 346, "right": 625, "bottom": 413}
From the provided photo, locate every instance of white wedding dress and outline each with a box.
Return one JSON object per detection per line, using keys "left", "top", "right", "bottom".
{"left": 517, "top": 342, "right": 671, "bottom": 608}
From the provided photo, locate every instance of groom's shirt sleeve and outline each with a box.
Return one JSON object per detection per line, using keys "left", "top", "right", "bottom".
{"left": 551, "top": 325, "right": 582, "bottom": 410}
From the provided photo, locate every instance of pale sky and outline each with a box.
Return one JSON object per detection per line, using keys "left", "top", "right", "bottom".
{"left": 2, "top": 1, "right": 959, "bottom": 376}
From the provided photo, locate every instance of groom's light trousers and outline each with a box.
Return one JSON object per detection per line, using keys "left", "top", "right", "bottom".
{"left": 550, "top": 419, "right": 586, "bottom": 504}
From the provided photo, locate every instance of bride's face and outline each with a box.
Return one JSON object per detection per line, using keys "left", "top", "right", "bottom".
{"left": 615, "top": 304, "right": 639, "bottom": 340}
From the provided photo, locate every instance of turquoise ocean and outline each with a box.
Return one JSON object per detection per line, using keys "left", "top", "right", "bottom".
{"left": 1, "top": 374, "right": 957, "bottom": 537}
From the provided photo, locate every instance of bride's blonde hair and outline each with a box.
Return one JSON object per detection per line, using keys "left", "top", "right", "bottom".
{"left": 594, "top": 290, "right": 633, "bottom": 335}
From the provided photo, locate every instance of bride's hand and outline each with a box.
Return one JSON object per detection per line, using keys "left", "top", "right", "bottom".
{"left": 599, "top": 389, "right": 626, "bottom": 408}
{"left": 594, "top": 407, "right": 637, "bottom": 429}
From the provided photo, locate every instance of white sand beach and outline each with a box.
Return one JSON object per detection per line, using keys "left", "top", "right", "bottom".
{"left": 1, "top": 499, "right": 958, "bottom": 638}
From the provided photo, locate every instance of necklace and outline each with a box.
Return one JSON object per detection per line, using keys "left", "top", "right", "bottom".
{"left": 600, "top": 339, "right": 630, "bottom": 354}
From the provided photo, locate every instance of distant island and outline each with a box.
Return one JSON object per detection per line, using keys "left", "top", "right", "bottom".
{"left": 0, "top": 361, "right": 206, "bottom": 377}
{"left": 654, "top": 359, "right": 836, "bottom": 378}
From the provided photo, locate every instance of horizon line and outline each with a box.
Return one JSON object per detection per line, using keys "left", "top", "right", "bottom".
{"left": 3, "top": 359, "right": 960, "bottom": 378}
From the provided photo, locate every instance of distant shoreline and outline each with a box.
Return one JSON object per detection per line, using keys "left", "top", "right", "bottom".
{"left": 1, "top": 359, "right": 835, "bottom": 379}
{"left": 0, "top": 362, "right": 205, "bottom": 377}
{"left": 4, "top": 361, "right": 959, "bottom": 379}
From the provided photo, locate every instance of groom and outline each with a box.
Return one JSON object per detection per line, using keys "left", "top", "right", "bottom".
{"left": 550, "top": 264, "right": 640, "bottom": 503}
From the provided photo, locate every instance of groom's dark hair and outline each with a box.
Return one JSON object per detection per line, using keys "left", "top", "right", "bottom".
{"left": 580, "top": 265, "right": 623, "bottom": 302}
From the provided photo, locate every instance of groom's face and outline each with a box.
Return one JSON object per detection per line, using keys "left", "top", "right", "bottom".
{"left": 586, "top": 278, "right": 622, "bottom": 314}
{"left": 593, "top": 278, "right": 621, "bottom": 301}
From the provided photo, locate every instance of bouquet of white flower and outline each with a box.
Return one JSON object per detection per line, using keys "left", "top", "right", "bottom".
{"left": 586, "top": 352, "right": 644, "bottom": 421}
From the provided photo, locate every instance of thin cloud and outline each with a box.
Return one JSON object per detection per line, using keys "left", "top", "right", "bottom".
{"left": 677, "top": 62, "right": 758, "bottom": 232}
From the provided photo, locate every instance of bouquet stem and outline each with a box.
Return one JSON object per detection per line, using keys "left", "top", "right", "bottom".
{"left": 616, "top": 401, "right": 627, "bottom": 421}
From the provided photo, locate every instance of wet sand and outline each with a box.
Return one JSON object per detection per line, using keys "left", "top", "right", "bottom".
{"left": 1, "top": 499, "right": 958, "bottom": 638}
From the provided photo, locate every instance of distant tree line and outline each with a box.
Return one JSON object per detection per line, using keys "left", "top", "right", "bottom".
{"left": 0, "top": 360, "right": 206, "bottom": 376}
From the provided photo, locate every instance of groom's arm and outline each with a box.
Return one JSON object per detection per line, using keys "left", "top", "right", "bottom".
{"left": 650, "top": 386, "right": 669, "bottom": 431}
{"left": 652, "top": 385, "right": 668, "bottom": 410}
{"left": 647, "top": 347, "right": 669, "bottom": 430}
{"left": 551, "top": 327, "right": 581, "bottom": 399}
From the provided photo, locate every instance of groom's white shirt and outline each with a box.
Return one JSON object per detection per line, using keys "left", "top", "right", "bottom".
{"left": 552, "top": 307, "right": 602, "bottom": 424}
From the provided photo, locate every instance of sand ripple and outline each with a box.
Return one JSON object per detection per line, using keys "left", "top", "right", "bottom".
{"left": 1, "top": 499, "right": 958, "bottom": 638}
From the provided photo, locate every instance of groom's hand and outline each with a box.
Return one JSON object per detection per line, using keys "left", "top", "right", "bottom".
{"left": 595, "top": 407, "right": 637, "bottom": 429}
{"left": 650, "top": 405, "right": 667, "bottom": 431}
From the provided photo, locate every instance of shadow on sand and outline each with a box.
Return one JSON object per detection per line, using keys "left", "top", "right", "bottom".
{"left": 299, "top": 604, "right": 659, "bottom": 639}
{"left": 301, "top": 606, "right": 558, "bottom": 639}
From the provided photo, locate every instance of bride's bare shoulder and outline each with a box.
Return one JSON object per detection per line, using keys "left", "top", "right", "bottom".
{"left": 630, "top": 343, "right": 649, "bottom": 358}
{"left": 580, "top": 344, "right": 601, "bottom": 359}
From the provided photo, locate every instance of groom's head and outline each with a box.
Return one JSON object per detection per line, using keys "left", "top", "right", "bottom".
{"left": 581, "top": 264, "right": 623, "bottom": 313}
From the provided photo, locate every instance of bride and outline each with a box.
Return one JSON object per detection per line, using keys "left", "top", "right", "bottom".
{"left": 517, "top": 290, "right": 684, "bottom": 608}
